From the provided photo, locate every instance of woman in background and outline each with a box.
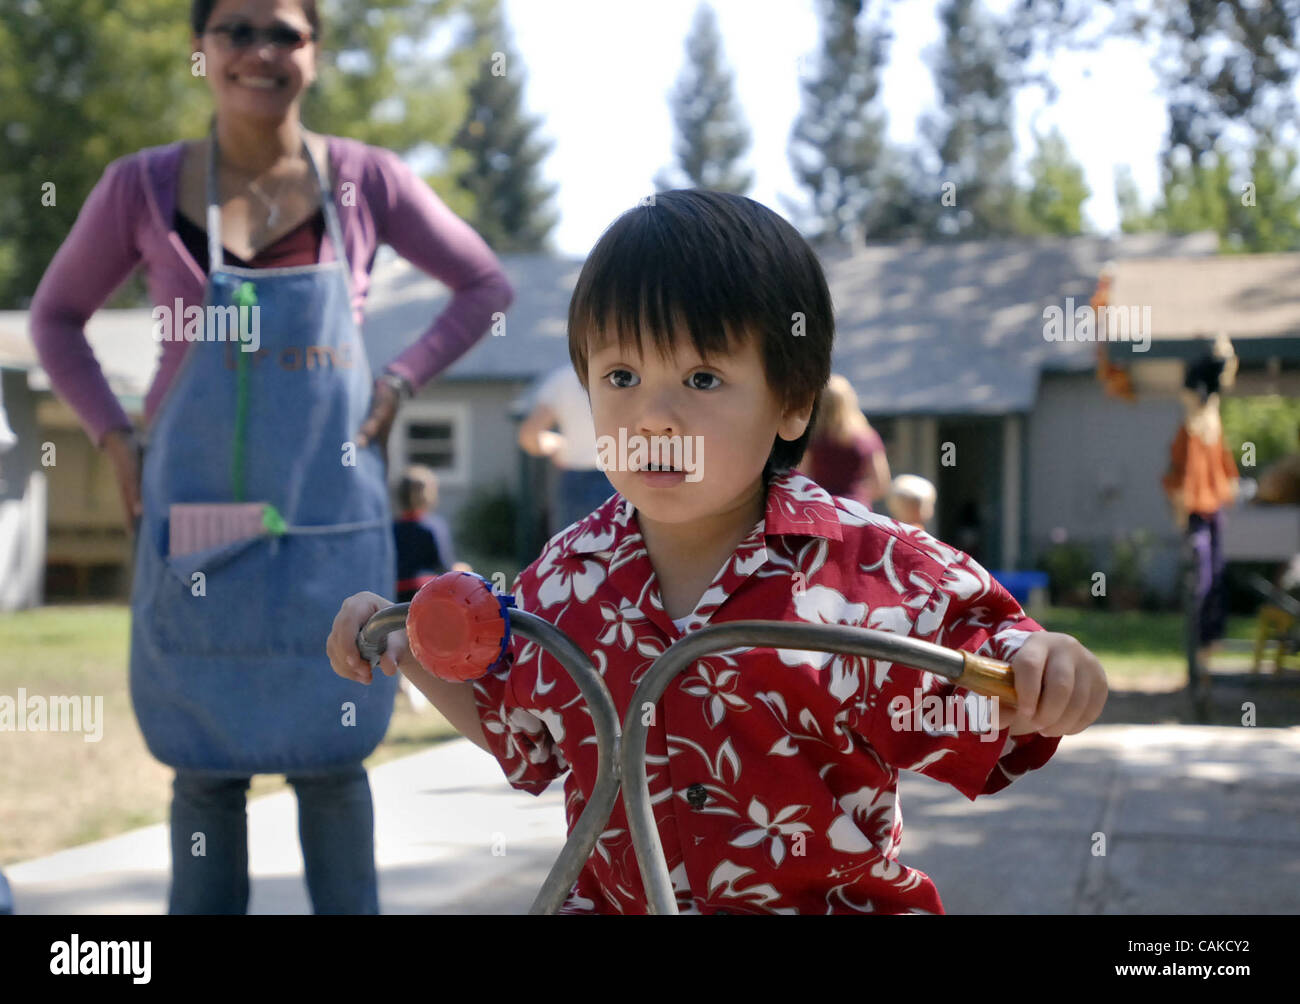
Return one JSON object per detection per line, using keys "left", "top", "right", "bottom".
{"left": 28, "top": 0, "right": 513, "bottom": 913}
{"left": 803, "top": 374, "right": 891, "bottom": 509}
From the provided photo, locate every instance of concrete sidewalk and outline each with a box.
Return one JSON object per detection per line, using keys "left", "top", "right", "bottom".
{"left": 6, "top": 724, "right": 1299, "bottom": 914}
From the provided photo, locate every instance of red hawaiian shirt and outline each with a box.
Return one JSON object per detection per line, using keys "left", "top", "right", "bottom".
{"left": 471, "top": 471, "right": 1061, "bottom": 914}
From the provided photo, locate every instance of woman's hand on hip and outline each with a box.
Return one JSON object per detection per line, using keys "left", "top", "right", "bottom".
{"left": 355, "top": 379, "right": 399, "bottom": 454}
{"left": 102, "top": 428, "right": 143, "bottom": 535}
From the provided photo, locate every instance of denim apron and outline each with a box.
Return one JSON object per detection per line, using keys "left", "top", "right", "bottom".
{"left": 128, "top": 130, "right": 397, "bottom": 775}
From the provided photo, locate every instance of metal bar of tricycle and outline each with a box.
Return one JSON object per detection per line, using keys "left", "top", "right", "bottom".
{"left": 356, "top": 605, "right": 625, "bottom": 916}
{"left": 506, "top": 611, "right": 625, "bottom": 915}
{"left": 620, "top": 621, "right": 1020, "bottom": 915}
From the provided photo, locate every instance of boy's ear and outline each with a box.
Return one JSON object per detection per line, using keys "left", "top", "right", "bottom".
{"left": 777, "top": 393, "right": 816, "bottom": 443}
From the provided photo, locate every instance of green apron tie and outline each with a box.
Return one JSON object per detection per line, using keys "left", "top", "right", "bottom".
{"left": 231, "top": 281, "right": 257, "bottom": 502}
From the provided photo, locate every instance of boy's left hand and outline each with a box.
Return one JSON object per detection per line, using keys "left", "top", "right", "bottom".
{"left": 1000, "top": 631, "right": 1108, "bottom": 738}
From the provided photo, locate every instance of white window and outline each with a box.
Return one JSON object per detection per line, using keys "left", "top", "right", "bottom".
{"left": 393, "top": 401, "right": 469, "bottom": 486}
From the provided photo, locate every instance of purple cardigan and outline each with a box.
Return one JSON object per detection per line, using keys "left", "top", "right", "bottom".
{"left": 29, "top": 136, "right": 515, "bottom": 448}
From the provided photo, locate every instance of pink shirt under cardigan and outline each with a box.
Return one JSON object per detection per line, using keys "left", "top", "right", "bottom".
{"left": 29, "top": 136, "right": 515, "bottom": 447}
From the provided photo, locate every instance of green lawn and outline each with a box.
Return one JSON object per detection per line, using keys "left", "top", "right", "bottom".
{"left": 0, "top": 601, "right": 1266, "bottom": 865}
{"left": 0, "top": 604, "right": 460, "bottom": 867}
{"left": 1035, "top": 606, "right": 1256, "bottom": 681}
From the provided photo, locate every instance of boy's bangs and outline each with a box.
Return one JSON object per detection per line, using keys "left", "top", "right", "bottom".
{"left": 571, "top": 218, "right": 750, "bottom": 379}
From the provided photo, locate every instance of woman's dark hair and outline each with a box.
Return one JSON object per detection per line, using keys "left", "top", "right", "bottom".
{"left": 191, "top": 0, "right": 321, "bottom": 38}
{"left": 1184, "top": 355, "right": 1225, "bottom": 401}
{"left": 567, "top": 189, "right": 835, "bottom": 478}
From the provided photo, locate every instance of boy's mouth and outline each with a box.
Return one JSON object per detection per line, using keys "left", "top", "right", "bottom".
{"left": 634, "top": 466, "right": 688, "bottom": 485}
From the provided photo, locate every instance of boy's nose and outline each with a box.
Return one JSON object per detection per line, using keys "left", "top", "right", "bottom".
{"left": 635, "top": 391, "right": 681, "bottom": 438}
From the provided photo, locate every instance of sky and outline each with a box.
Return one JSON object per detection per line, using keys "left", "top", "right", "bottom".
{"left": 495, "top": 0, "right": 1173, "bottom": 257}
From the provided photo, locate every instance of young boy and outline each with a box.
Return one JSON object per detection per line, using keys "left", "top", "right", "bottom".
{"left": 392, "top": 464, "right": 470, "bottom": 603}
{"left": 886, "top": 474, "right": 937, "bottom": 530}
{"left": 327, "top": 190, "right": 1108, "bottom": 915}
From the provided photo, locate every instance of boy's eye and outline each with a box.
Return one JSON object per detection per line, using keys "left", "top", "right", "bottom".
{"left": 688, "top": 372, "right": 722, "bottom": 390}
{"left": 607, "top": 369, "right": 639, "bottom": 389}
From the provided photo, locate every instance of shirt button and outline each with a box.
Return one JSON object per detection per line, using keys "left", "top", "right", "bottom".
{"left": 686, "top": 783, "right": 708, "bottom": 810}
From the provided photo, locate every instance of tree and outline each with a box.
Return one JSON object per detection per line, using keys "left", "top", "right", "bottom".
{"left": 304, "top": 0, "right": 476, "bottom": 158}
{"left": 1015, "top": 126, "right": 1090, "bottom": 236}
{"left": 1115, "top": 132, "right": 1300, "bottom": 253}
{"left": 1003, "top": 0, "right": 1300, "bottom": 167}
{"left": 0, "top": 0, "right": 206, "bottom": 307}
{"left": 1232, "top": 129, "right": 1300, "bottom": 253}
{"left": 1114, "top": 165, "right": 1152, "bottom": 234}
{"left": 920, "top": 0, "right": 1021, "bottom": 239}
{"left": 654, "top": 3, "right": 753, "bottom": 195}
{"left": 0, "top": 0, "right": 483, "bottom": 307}
{"left": 447, "top": 0, "right": 558, "bottom": 253}
{"left": 787, "top": 0, "right": 895, "bottom": 246}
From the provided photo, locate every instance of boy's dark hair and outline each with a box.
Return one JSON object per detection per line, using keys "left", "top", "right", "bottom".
{"left": 567, "top": 190, "right": 834, "bottom": 478}
{"left": 191, "top": 1, "right": 321, "bottom": 38}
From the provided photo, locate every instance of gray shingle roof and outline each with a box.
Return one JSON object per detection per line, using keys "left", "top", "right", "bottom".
{"left": 367, "top": 231, "right": 1218, "bottom": 415}
{"left": 822, "top": 232, "right": 1218, "bottom": 416}
{"left": 5, "top": 231, "right": 1221, "bottom": 416}
{"left": 1108, "top": 252, "right": 1300, "bottom": 341}
{"left": 362, "top": 249, "right": 583, "bottom": 385}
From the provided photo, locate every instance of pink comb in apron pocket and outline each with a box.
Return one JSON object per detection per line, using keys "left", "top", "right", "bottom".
{"left": 168, "top": 502, "right": 282, "bottom": 557}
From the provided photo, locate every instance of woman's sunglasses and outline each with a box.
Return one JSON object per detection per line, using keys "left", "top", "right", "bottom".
{"left": 207, "top": 21, "right": 315, "bottom": 51}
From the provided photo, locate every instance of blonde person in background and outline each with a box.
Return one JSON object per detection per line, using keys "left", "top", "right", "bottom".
{"left": 887, "top": 474, "right": 937, "bottom": 530}
{"left": 801, "top": 374, "right": 890, "bottom": 509}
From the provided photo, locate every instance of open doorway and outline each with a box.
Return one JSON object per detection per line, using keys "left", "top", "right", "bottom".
{"left": 935, "top": 416, "right": 1003, "bottom": 568}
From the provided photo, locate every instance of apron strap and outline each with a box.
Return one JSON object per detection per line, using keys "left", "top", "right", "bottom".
{"left": 205, "top": 119, "right": 352, "bottom": 278}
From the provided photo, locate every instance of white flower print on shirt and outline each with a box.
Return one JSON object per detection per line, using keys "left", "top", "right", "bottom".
{"left": 535, "top": 547, "right": 606, "bottom": 608}
{"left": 730, "top": 796, "right": 814, "bottom": 867}
{"left": 595, "top": 599, "right": 646, "bottom": 649}
{"left": 680, "top": 655, "right": 751, "bottom": 728}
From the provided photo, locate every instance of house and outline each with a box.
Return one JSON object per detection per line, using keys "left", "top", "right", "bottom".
{"left": 13, "top": 229, "right": 1300, "bottom": 608}
{"left": 0, "top": 309, "right": 158, "bottom": 606}
{"left": 818, "top": 231, "right": 1228, "bottom": 599}
{"left": 1102, "top": 252, "right": 1300, "bottom": 567}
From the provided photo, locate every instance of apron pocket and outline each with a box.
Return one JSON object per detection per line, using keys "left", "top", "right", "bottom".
{"left": 164, "top": 534, "right": 265, "bottom": 584}
{"left": 130, "top": 520, "right": 398, "bottom": 772}
{"left": 147, "top": 520, "right": 393, "bottom": 660}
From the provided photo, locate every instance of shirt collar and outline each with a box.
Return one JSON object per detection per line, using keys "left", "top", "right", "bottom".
{"left": 564, "top": 469, "right": 843, "bottom": 559}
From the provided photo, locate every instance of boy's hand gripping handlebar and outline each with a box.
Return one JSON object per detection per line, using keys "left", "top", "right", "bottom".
{"left": 356, "top": 571, "right": 1019, "bottom": 915}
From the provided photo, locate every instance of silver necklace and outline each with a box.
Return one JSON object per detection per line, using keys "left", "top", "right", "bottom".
{"left": 246, "top": 172, "right": 291, "bottom": 230}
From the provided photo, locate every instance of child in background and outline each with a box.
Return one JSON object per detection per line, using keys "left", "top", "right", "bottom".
{"left": 392, "top": 465, "right": 470, "bottom": 713}
{"left": 886, "top": 474, "right": 937, "bottom": 530}
{"left": 393, "top": 465, "right": 470, "bottom": 603}
{"left": 329, "top": 190, "right": 1107, "bottom": 914}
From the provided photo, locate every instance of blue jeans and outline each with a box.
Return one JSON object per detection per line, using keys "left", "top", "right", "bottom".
{"left": 1187, "top": 510, "right": 1227, "bottom": 646}
{"left": 168, "top": 764, "right": 379, "bottom": 914}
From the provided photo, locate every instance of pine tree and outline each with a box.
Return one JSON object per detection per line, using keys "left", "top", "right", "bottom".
{"left": 1114, "top": 165, "right": 1152, "bottom": 234}
{"left": 449, "top": 0, "right": 559, "bottom": 252}
{"left": 1231, "top": 128, "right": 1300, "bottom": 253}
{"left": 921, "top": 0, "right": 1020, "bottom": 238}
{"left": 1016, "top": 127, "right": 1090, "bottom": 236}
{"left": 787, "top": 0, "right": 894, "bottom": 246}
{"left": 654, "top": 3, "right": 754, "bottom": 195}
